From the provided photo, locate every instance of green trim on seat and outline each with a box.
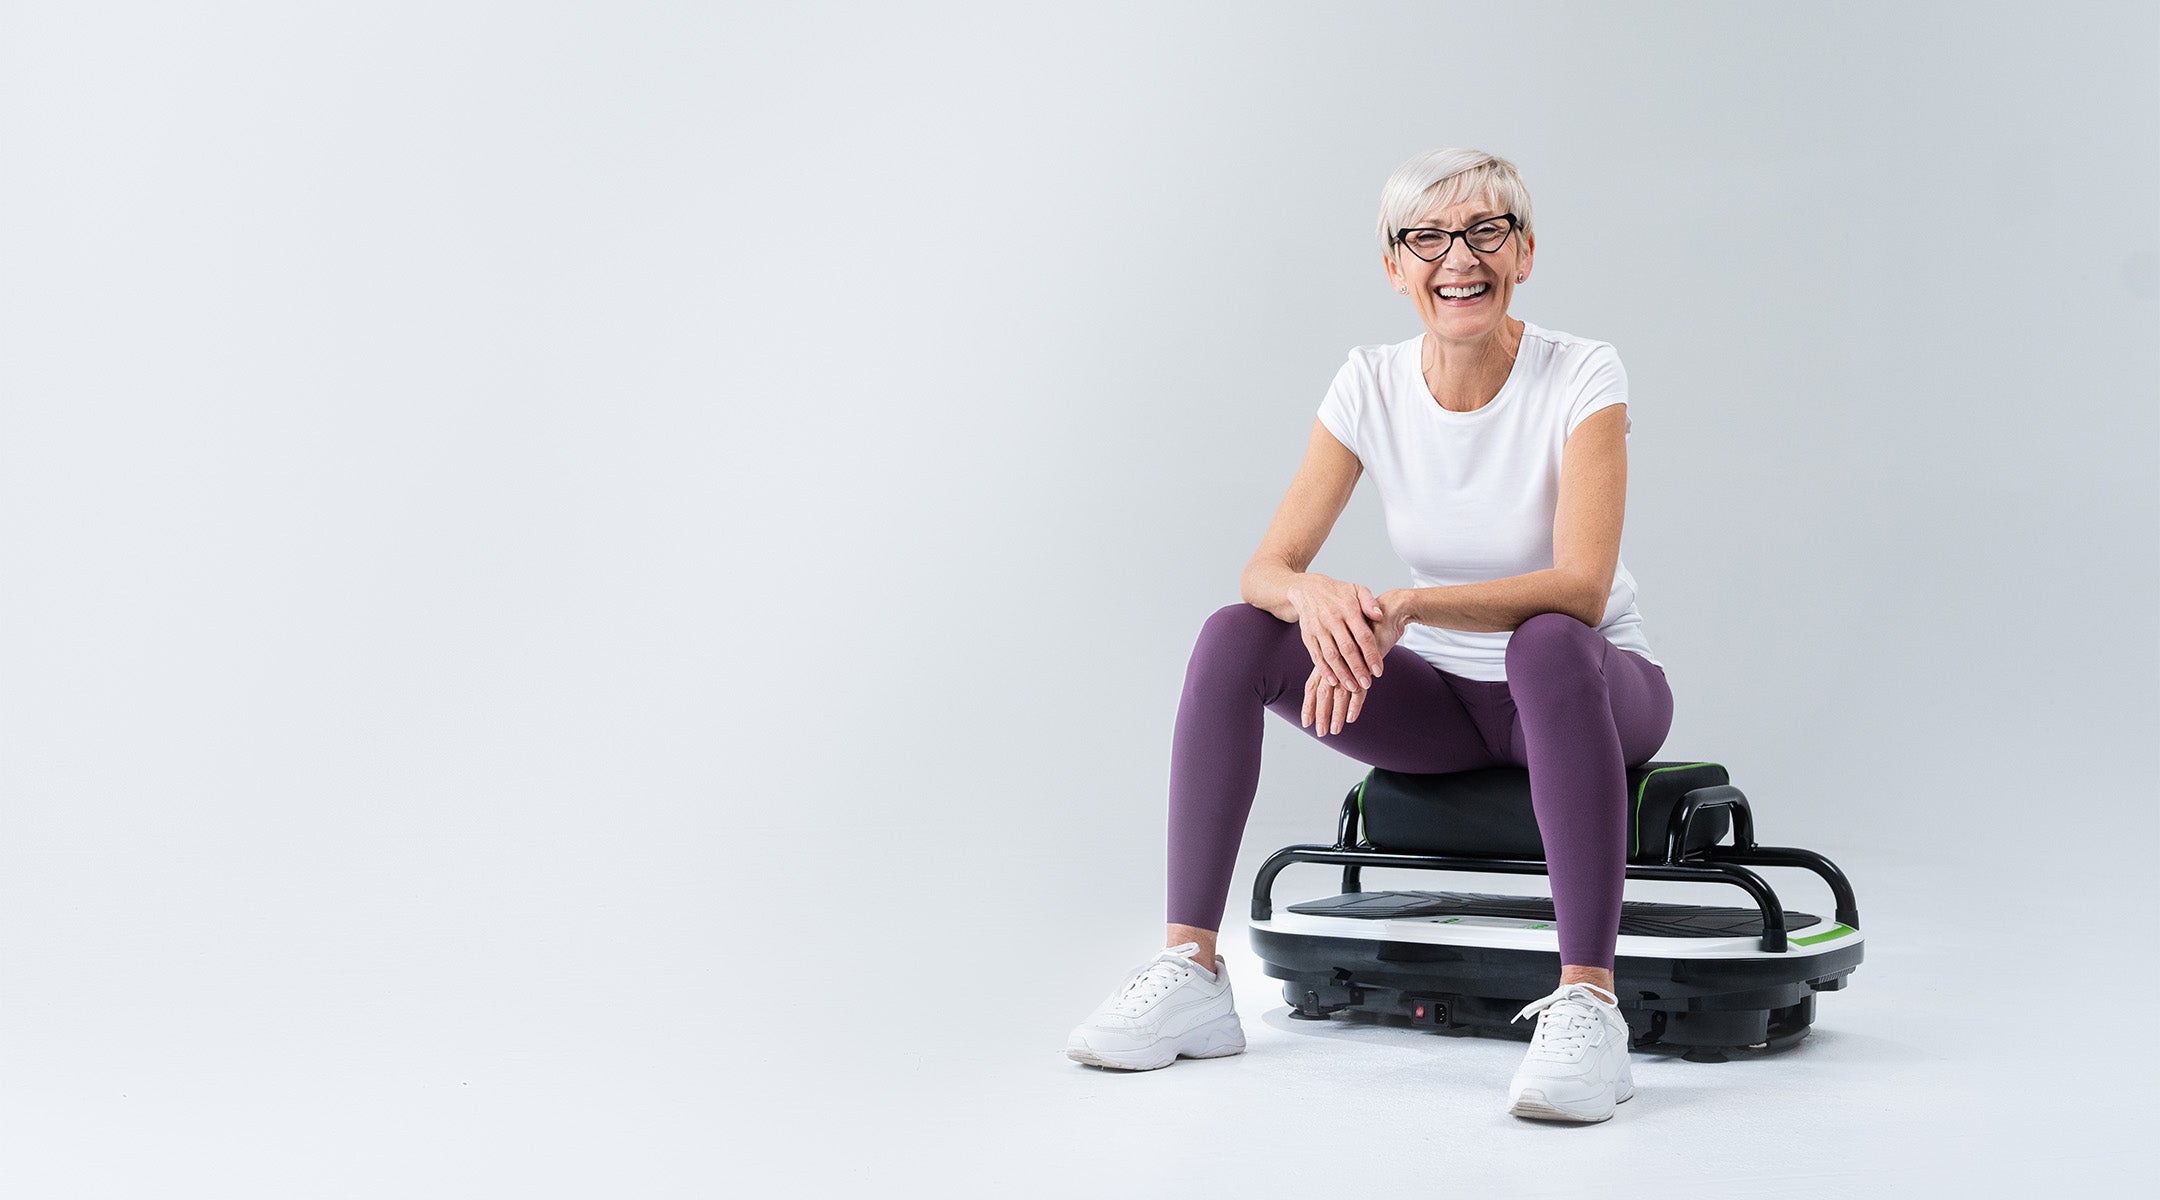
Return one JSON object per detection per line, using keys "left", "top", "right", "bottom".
{"left": 1354, "top": 770, "right": 1373, "bottom": 842}
{"left": 1790, "top": 923, "right": 1854, "bottom": 946}
{"left": 1629, "top": 762, "right": 1725, "bottom": 858}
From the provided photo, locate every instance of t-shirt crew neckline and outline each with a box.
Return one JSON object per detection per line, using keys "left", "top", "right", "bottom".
{"left": 1410, "top": 324, "right": 1534, "bottom": 419}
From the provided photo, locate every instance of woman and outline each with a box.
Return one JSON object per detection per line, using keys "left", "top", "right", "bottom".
{"left": 1064, "top": 149, "right": 1675, "bottom": 1124}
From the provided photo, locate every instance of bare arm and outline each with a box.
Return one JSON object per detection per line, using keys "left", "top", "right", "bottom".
{"left": 1390, "top": 569, "right": 1591, "bottom": 633}
{"left": 1240, "top": 418, "right": 1363, "bottom": 621}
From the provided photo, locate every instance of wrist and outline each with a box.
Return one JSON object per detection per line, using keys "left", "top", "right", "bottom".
{"left": 1382, "top": 588, "right": 1419, "bottom": 630}
{"left": 1274, "top": 570, "right": 1319, "bottom": 623}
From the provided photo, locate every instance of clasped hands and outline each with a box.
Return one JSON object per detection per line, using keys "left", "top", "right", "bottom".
{"left": 1287, "top": 575, "right": 1415, "bottom": 738}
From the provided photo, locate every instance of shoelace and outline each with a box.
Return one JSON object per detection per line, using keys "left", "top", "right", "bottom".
{"left": 1108, "top": 942, "right": 1205, "bottom": 1016}
{"left": 1510, "top": 983, "right": 1617, "bottom": 1058}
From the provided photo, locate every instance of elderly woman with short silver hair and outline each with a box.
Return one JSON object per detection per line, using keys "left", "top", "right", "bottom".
{"left": 1066, "top": 149, "right": 1674, "bottom": 1123}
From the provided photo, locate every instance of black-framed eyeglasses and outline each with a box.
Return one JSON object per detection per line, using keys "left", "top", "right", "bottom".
{"left": 1393, "top": 213, "right": 1521, "bottom": 262}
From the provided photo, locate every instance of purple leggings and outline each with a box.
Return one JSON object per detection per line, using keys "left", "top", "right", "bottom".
{"left": 1166, "top": 603, "right": 1675, "bottom": 971}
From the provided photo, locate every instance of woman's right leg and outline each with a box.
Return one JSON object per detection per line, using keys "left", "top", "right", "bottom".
{"left": 1165, "top": 603, "right": 1502, "bottom": 954}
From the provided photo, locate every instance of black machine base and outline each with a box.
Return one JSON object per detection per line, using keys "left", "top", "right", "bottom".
{"left": 1248, "top": 765, "right": 1864, "bottom": 1058}
{"left": 1274, "top": 974, "right": 1819, "bottom": 1062}
{"left": 1251, "top": 893, "right": 1861, "bottom": 1057}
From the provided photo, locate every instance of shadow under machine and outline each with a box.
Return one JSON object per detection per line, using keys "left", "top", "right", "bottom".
{"left": 1246, "top": 761, "right": 1862, "bottom": 1059}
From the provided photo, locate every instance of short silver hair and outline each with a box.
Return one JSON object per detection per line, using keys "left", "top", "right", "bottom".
{"left": 1377, "top": 148, "right": 1535, "bottom": 258}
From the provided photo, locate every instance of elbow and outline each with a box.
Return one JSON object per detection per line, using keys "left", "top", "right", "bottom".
{"left": 1572, "top": 577, "right": 1610, "bottom": 629}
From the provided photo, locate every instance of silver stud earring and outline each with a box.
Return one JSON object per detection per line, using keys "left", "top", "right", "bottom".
{"left": 1516, "top": 274, "right": 1525, "bottom": 283}
{"left": 1399, "top": 287, "right": 1407, "bottom": 293}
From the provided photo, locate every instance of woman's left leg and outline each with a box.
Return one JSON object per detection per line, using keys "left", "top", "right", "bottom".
{"left": 1500, "top": 613, "right": 1676, "bottom": 974}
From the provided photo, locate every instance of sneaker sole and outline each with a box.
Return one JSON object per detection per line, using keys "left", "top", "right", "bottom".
{"left": 1508, "top": 1077, "right": 1635, "bottom": 1123}
{"left": 1065, "top": 1013, "right": 1246, "bottom": 1071}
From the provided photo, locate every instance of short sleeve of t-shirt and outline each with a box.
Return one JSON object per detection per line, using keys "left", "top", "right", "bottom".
{"left": 1564, "top": 342, "right": 1632, "bottom": 439}
{"left": 1314, "top": 353, "right": 1365, "bottom": 456}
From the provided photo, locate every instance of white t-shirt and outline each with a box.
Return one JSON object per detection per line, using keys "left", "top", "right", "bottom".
{"left": 1315, "top": 320, "right": 1661, "bottom": 683}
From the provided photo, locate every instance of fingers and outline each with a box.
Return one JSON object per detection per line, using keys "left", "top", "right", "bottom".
{"left": 1351, "top": 586, "right": 1386, "bottom": 678}
{"left": 1300, "top": 630, "right": 1341, "bottom": 689}
{"left": 1304, "top": 668, "right": 1335, "bottom": 736}
{"left": 1330, "top": 680, "right": 1355, "bottom": 734}
{"left": 1303, "top": 583, "right": 1387, "bottom": 689}
{"left": 1326, "top": 624, "right": 1378, "bottom": 689}
{"left": 1346, "top": 622, "right": 1385, "bottom": 681}
{"left": 1305, "top": 672, "right": 1371, "bottom": 737}
{"left": 1310, "top": 613, "right": 1370, "bottom": 689}
{"left": 1313, "top": 626, "right": 1360, "bottom": 690}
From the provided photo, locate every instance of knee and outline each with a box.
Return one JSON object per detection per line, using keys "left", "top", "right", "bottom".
{"left": 1190, "top": 602, "right": 1292, "bottom": 670}
{"left": 1505, "top": 611, "right": 1605, "bottom": 683}
{"left": 1197, "top": 602, "right": 1289, "bottom": 647}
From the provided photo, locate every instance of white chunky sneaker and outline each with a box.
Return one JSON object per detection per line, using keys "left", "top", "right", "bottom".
{"left": 1065, "top": 942, "right": 1245, "bottom": 1070}
{"left": 1506, "top": 981, "right": 1636, "bottom": 1122}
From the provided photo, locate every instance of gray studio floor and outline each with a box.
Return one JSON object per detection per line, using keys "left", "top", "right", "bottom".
{"left": 1, "top": 816, "right": 2145, "bottom": 1196}
{"left": 791, "top": 829, "right": 2143, "bottom": 1197}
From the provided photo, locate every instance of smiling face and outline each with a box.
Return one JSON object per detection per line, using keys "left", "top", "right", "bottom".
{"left": 1383, "top": 195, "right": 1534, "bottom": 345}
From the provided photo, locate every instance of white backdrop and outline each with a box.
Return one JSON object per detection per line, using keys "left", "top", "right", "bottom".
{"left": 2, "top": 2, "right": 2154, "bottom": 1194}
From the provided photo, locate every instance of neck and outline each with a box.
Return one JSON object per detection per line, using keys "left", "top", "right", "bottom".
{"left": 1421, "top": 319, "right": 1523, "bottom": 412}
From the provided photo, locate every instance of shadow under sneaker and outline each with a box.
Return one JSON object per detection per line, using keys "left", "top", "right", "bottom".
{"left": 1066, "top": 942, "right": 1245, "bottom": 1071}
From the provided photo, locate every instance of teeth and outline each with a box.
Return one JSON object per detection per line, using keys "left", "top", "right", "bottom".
{"left": 1436, "top": 283, "right": 1488, "bottom": 299}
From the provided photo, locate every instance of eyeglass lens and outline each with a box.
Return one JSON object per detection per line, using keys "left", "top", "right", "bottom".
{"left": 1401, "top": 219, "right": 1512, "bottom": 261}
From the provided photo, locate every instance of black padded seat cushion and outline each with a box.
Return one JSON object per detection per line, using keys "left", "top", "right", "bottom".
{"left": 1355, "top": 760, "right": 1731, "bottom": 864}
